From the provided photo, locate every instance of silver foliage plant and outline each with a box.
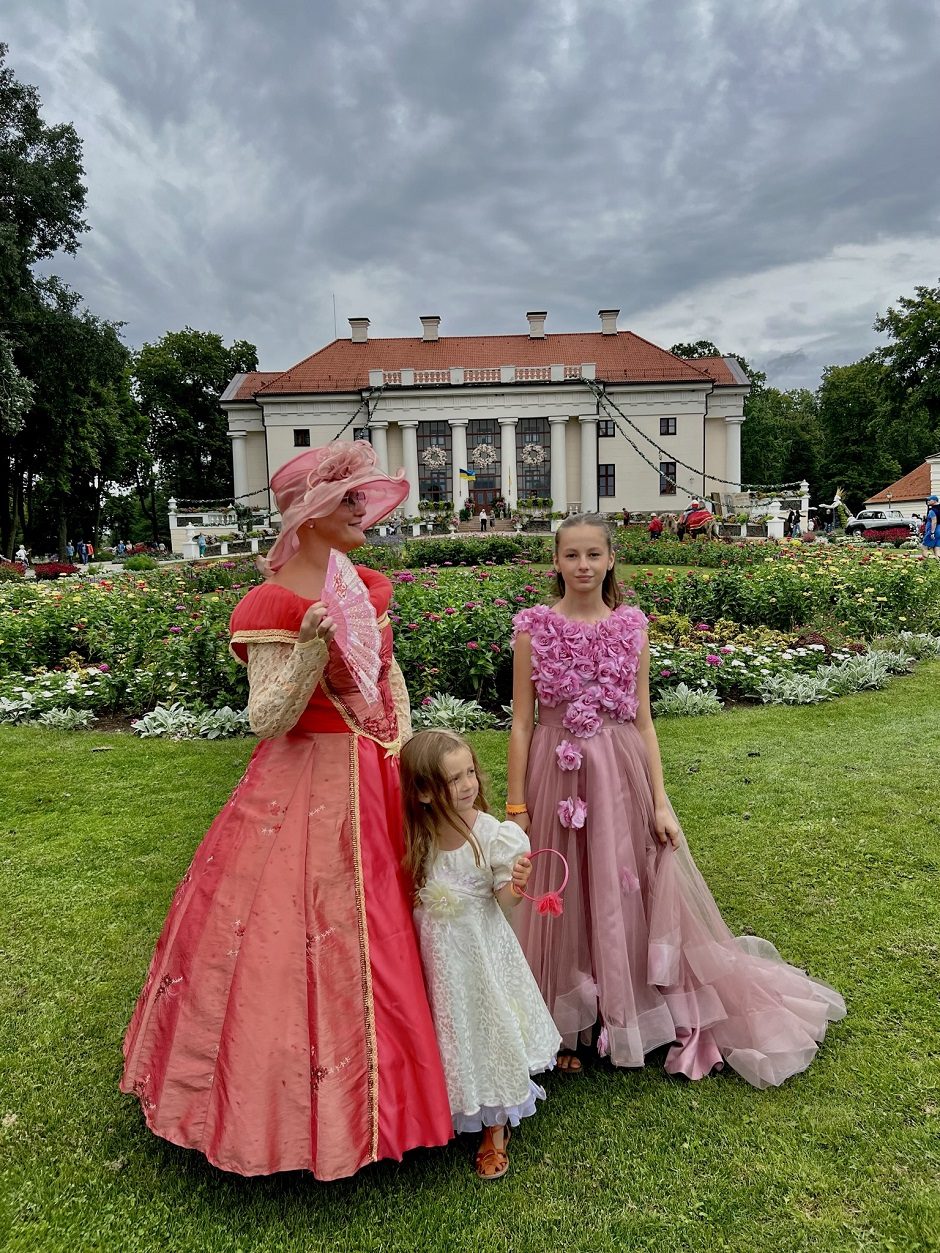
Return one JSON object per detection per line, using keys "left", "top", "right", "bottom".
{"left": 131, "top": 703, "right": 250, "bottom": 740}
{"left": 412, "top": 693, "right": 498, "bottom": 732}
{"left": 652, "top": 683, "right": 724, "bottom": 717}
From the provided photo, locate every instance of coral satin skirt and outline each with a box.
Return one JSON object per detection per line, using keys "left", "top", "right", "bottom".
{"left": 121, "top": 727, "right": 453, "bottom": 1178}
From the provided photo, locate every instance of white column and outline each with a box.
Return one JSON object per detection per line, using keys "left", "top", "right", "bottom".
{"left": 449, "top": 419, "right": 469, "bottom": 507}
{"left": 399, "top": 420, "right": 420, "bottom": 517}
{"left": 499, "top": 417, "right": 519, "bottom": 509}
{"left": 579, "top": 415, "right": 598, "bottom": 513}
{"left": 229, "top": 432, "right": 249, "bottom": 502}
{"left": 370, "top": 420, "right": 389, "bottom": 472}
{"left": 549, "top": 416, "right": 568, "bottom": 517}
{"left": 725, "top": 416, "right": 744, "bottom": 490}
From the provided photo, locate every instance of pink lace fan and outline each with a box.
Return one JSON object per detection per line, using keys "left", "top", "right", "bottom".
{"left": 320, "top": 549, "right": 382, "bottom": 704}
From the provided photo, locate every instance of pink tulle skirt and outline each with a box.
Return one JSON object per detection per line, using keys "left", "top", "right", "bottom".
{"left": 121, "top": 728, "right": 453, "bottom": 1177}
{"left": 516, "top": 710, "right": 845, "bottom": 1088}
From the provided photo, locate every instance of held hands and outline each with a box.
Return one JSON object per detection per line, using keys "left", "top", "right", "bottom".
{"left": 510, "top": 856, "right": 532, "bottom": 896}
{"left": 299, "top": 602, "right": 337, "bottom": 645}
{"left": 654, "top": 802, "right": 681, "bottom": 848}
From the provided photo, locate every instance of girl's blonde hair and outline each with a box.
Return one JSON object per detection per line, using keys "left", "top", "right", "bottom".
{"left": 400, "top": 729, "right": 489, "bottom": 890}
{"left": 553, "top": 512, "right": 622, "bottom": 609}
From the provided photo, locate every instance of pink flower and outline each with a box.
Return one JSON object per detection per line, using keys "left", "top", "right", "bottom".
{"left": 557, "top": 796, "right": 588, "bottom": 829}
{"left": 493, "top": 598, "right": 508, "bottom": 607}
{"left": 695, "top": 623, "right": 711, "bottom": 631}
{"left": 490, "top": 643, "right": 501, "bottom": 653}
{"left": 620, "top": 867, "right": 640, "bottom": 894}
{"left": 444, "top": 607, "right": 457, "bottom": 615}
{"left": 562, "top": 701, "right": 603, "bottom": 739}
{"left": 98, "top": 663, "right": 110, "bottom": 672}
{"left": 597, "top": 1026, "right": 610, "bottom": 1057}
{"left": 421, "top": 696, "right": 433, "bottom": 707}
{"left": 706, "top": 654, "right": 722, "bottom": 666}
{"left": 660, "top": 668, "right": 672, "bottom": 677}
{"left": 720, "top": 645, "right": 733, "bottom": 654}
{"left": 395, "top": 571, "right": 416, "bottom": 583}
{"left": 169, "top": 626, "right": 183, "bottom": 635}
{"left": 407, "top": 622, "right": 419, "bottom": 630}
{"left": 555, "top": 740, "right": 583, "bottom": 772}
{"left": 466, "top": 641, "right": 479, "bottom": 650}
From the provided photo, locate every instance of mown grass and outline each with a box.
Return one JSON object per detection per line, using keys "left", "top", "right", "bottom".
{"left": 2, "top": 667, "right": 939, "bottom": 1252}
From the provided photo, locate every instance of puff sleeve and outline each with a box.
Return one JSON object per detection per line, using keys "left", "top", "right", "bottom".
{"left": 488, "top": 820, "right": 531, "bottom": 890}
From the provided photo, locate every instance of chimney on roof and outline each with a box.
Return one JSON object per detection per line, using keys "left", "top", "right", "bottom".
{"left": 599, "top": 308, "right": 620, "bottom": 335}
{"left": 526, "top": 310, "right": 547, "bottom": 339}
{"left": 349, "top": 317, "right": 370, "bottom": 343}
{"left": 420, "top": 315, "right": 441, "bottom": 342}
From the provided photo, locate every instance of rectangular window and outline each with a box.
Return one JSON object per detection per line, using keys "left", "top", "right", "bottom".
{"left": 353, "top": 427, "right": 371, "bottom": 443}
{"left": 659, "top": 461, "right": 677, "bottom": 495}
{"left": 293, "top": 429, "right": 311, "bottom": 447}
{"left": 659, "top": 416, "right": 676, "bottom": 436}
{"left": 598, "top": 464, "right": 616, "bottom": 497}
{"left": 598, "top": 419, "right": 615, "bottom": 437}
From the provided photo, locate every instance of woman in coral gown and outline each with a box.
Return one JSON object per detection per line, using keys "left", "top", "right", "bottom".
{"left": 508, "top": 513, "right": 845, "bottom": 1088}
{"left": 121, "top": 441, "right": 453, "bottom": 1178}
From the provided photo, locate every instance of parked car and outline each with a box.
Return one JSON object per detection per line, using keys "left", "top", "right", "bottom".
{"left": 844, "top": 509, "right": 919, "bottom": 538}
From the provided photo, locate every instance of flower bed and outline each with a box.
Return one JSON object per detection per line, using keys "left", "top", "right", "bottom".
{"left": 1, "top": 547, "right": 939, "bottom": 727}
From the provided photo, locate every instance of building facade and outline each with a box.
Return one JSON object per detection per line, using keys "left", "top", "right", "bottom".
{"left": 220, "top": 310, "right": 751, "bottom": 522}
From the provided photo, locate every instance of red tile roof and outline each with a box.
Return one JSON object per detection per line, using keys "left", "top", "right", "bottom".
{"left": 222, "top": 334, "right": 749, "bottom": 400}
{"left": 866, "top": 462, "right": 932, "bottom": 504}
{"left": 229, "top": 372, "right": 282, "bottom": 401}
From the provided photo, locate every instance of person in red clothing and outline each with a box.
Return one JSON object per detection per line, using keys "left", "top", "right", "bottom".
{"left": 648, "top": 514, "right": 664, "bottom": 539}
{"left": 121, "top": 441, "right": 453, "bottom": 1180}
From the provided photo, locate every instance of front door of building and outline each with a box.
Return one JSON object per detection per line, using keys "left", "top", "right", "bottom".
{"left": 470, "top": 486, "right": 498, "bottom": 510}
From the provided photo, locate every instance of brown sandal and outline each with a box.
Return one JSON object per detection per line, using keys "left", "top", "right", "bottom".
{"left": 475, "top": 1126, "right": 511, "bottom": 1181}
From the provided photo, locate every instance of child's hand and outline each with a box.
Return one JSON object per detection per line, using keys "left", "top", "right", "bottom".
{"left": 511, "top": 856, "right": 532, "bottom": 895}
{"left": 653, "top": 803, "right": 680, "bottom": 848}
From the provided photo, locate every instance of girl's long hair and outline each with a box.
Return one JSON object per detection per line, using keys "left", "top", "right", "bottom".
{"left": 400, "top": 729, "right": 489, "bottom": 891}
{"left": 553, "top": 512, "right": 622, "bottom": 609}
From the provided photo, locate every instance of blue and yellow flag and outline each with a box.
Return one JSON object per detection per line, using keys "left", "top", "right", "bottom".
{"left": 459, "top": 468, "right": 476, "bottom": 481}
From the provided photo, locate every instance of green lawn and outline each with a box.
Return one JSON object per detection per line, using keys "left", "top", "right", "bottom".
{"left": 2, "top": 668, "right": 939, "bottom": 1252}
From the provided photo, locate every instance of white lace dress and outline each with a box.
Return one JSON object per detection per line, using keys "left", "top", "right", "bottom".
{"left": 415, "top": 813, "right": 561, "bottom": 1133}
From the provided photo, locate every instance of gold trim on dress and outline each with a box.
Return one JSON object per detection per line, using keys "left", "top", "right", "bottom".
{"left": 229, "top": 628, "right": 300, "bottom": 663}
{"left": 347, "top": 737, "right": 380, "bottom": 1161}
{"left": 322, "top": 677, "right": 402, "bottom": 756}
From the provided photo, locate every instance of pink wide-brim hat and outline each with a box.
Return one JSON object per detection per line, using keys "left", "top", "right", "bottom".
{"left": 260, "top": 440, "right": 408, "bottom": 574}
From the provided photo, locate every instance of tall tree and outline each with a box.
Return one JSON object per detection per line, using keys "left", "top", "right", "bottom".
{"left": 0, "top": 43, "right": 86, "bottom": 319}
{"left": 669, "top": 339, "right": 723, "bottom": 359}
{"left": 133, "top": 328, "right": 258, "bottom": 500}
{"left": 816, "top": 357, "right": 900, "bottom": 512}
{"left": 874, "top": 280, "right": 940, "bottom": 456}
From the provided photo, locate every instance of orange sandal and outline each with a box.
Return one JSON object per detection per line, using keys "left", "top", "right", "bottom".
{"left": 475, "top": 1126, "right": 511, "bottom": 1181}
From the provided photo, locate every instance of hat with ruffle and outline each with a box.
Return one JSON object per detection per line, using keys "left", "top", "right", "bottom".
{"left": 261, "top": 440, "right": 408, "bottom": 574}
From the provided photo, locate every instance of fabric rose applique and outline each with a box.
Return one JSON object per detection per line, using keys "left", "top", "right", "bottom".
{"left": 417, "top": 882, "right": 463, "bottom": 919}
{"left": 557, "top": 797, "right": 588, "bottom": 830}
{"left": 555, "top": 740, "right": 583, "bottom": 772}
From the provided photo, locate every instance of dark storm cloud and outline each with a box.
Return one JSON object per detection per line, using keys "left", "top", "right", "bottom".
{"left": 5, "top": 0, "right": 940, "bottom": 385}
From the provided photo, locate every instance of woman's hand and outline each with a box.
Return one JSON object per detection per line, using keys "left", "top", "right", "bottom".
{"left": 299, "top": 603, "right": 337, "bottom": 645}
{"left": 510, "top": 856, "right": 532, "bottom": 895}
{"left": 653, "top": 802, "right": 680, "bottom": 848}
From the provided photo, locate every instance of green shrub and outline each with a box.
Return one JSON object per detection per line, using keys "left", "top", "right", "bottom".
{"left": 123, "top": 555, "right": 159, "bottom": 571}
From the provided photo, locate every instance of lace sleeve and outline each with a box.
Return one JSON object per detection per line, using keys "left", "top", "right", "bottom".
{"left": 246, "top": 638, "right": 329, "bottom": 739}
{"left": 388, "top": 655, "right": 412, "bottom": 743}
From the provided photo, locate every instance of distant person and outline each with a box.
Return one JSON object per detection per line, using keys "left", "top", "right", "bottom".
{"left": 66, "top": 540, "right": 75, "bottom": 562}
{"left": 197, "top": 532, "right": 207, "bottom": 558}
{"left": 922, "top": 494, "right": 940, "bottom": 559}
{"left": 77, "top": 540, "right": 88, "bottom": 565}
{"left": 86, "top": 540, "right": 95, "bottom": 561}
{"left": 479, "top": 507, "right": 488, "bottom": 533}
{"left": 622, "top": 508, "right": 632, "bottom": 526}
{"left": 791, "top": 510, "right": 802, "bottom": 539}
{"left": 648, "top": 514, "right": 663, "bottom": 540}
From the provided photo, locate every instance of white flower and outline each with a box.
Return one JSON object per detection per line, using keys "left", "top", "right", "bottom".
{"left": 417, "top": 881, "right": 463, "bottom": 919}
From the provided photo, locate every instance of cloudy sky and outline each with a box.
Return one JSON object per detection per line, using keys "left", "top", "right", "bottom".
{"left": 6, "top": 0, "right": 940, "bottom": 389}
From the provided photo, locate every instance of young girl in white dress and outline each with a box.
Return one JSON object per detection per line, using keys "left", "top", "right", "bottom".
{"left": 401, "top": 730, "right": 561, "bottom": 1181}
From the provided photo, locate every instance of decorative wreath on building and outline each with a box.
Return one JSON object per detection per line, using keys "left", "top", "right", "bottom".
{"left": 471, "top": 442, "right": 497, "bottom": 468}
{"left": 421, "top": 445, "right": 448, "bottom": 469}
{"left": 521, "top": 443, "right": 546, "bottom": 466}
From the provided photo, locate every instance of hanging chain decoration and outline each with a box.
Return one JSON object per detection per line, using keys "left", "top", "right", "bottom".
{"left": 330, "top": 385, "right": 383, "bottom": 443}
{"left": 579, "top": 375, "right": 806, "bottom": 494}
{"left": 471, "top": 442, "right": 497, "bottom": 467}
{"left": 421, "top": 445, "right": 448, "bottom": 469}
{"left": 521, "top": 443, "right": 546, "bottom": 466}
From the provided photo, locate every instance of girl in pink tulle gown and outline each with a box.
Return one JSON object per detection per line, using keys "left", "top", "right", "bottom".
{"left": 507, "top": 513, "right": 845, "bottom": 1087}
{"left": 121, "top": 442, "right": 453, "bottom": 1178}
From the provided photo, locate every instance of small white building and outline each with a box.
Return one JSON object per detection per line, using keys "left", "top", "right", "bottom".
{"left": 865, "top": 453, "right": 940, "bottom": 516}
{"left": 220, "top": 310, "right": 750, "bottom": 521}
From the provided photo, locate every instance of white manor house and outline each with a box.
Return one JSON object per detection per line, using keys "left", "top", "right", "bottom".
{"left": 219, "top": 309, "right": 751, "bottom": 525}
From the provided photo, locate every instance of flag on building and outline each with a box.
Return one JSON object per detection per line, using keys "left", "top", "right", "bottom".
{"left": 459, "top": 468, "right": 476, "bottom": 481}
